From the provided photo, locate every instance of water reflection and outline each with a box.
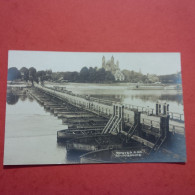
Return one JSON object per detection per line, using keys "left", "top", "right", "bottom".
{"left": 91, "top": 93, "right": 183, "bottom": 105}
{"left": 20, "top": 95, "right": 27, "bottom": 102}
{"left": 130, "top": 93, "right": 183, "bottom": 104}
{"left": 4, "top": 91, "right": 67, "bottom": 165}
{"left": 6, "top": 93, "right": 19, "bottom": 105}
{"left": 28, "top": 96, "right": 34, "bottom": 102}
{"left": 6, "top": 90, "right": 34, "bottom": 105}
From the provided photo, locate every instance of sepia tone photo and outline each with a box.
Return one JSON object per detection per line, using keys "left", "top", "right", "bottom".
{"left": 4, "top": 51, "right": 186, "bottom": 165}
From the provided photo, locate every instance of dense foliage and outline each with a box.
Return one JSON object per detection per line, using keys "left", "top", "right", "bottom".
{"left": 122, "top": 70, "right": 148, "bottom": 83}
{"left": 158, "top": 73, "right": 182, "bottom": 84}
{"left": 7, "top": 67, "right": 21, "bottom": 81}
{"left": 7, "top": 66, "right": 181, "bottom": 84}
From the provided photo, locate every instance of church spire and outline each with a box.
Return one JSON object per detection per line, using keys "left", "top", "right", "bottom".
{"left": 111, "top": 55, "right": 114, "bottom": 66}
{"left": 102, "top": 56, "right": 106, "bottom": 68}
{"left": 116, "top": 60, "right": 119, "bottom": 68}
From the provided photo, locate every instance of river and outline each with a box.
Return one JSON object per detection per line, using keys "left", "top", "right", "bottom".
{"left": 48, "top": 82, "right": 184, "bottom": 114}
{"left": 4, "top": 83, "right": 184, "bottom": 165}
{"left": 4, "top": 94, "right": 73, "bottom": 165}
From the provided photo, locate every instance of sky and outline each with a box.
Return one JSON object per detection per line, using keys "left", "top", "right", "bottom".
{"left": 8, "top": 51, "right": 181, "bottom": 75}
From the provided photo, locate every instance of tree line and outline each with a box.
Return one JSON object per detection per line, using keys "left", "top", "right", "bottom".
{"left": 7, "top": 66, "right": 115, "bottom": 84}
{"left": 158, "top": 73, "right": 181, "bottom": 84}
{"left": 7, "top": 67, "right": 52, "bottom": 85}
{"left": 7, "top": 66, "right": 181, "bottom": 84}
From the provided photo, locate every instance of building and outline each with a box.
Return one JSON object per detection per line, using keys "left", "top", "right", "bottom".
{"left": 102, "top": 56, "right": 125, "bottom": 81}
{"left": 147, "top": 73, "right": 159, "bottom": 83}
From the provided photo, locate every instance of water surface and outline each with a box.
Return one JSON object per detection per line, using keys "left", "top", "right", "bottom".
{"left": 4, "top": 83, "right": 185, "bottom": 165}
{"left": 4, "top": 95, "right": 69, "bottom": 165}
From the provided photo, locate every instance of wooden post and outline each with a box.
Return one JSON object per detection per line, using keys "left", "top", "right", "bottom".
{"left": 159, "top": 104, "right": 161, "bottom": 114}
{"left": 163, "top": 103, "right": 169, "bottom": 115}
{"left": 120, "top": 105, "right": 124, "bottom": 132}
{"left": 134, "top": 111, "right": 141, "bottom": 135}
{"left": 167, "top": 104, "right": 169, "bottom": 115}
{"left": 163, "top": 103, "right": 166, "bottom": 115}
{"left": 156, "top": 102, "right": 159, "bottom": 116}
{"left": 160, "top": 115, "right": 170, "bottom": 138}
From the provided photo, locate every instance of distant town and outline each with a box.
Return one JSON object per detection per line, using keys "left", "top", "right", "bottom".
{"left": 7, "top": 56, "right": 181, "bottom": 84}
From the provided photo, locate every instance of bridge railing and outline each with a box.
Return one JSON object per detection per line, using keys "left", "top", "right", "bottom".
{"left": 124, "top": 113, "right": 134, "bottom": 124}
{"left": 124, "top": 104, "right": 154, "bottom": 115}
{"left": 124, "top": 103, "right": 184, "bottom": 122}
{"left": 89, "top": 97, "right": 114, "bottom": 106}
{"left": 38, "top": 84, "right": 184, "bottom": 124}
{"left": 169, "top": 112, "right": 184, "bottom": 122}
{"left": 141, "top": 118, "right": 160, "bottom": 129}
{"left": 169, "top": 124, "right": 185, "bottom": 134}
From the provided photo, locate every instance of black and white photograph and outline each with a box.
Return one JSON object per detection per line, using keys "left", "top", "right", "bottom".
{"left": 4, "top": 51, "right": 186, "bottom": 165}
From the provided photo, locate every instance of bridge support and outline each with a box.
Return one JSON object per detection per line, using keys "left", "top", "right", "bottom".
{"left": 102, "top": 104, "right": 124, "bottom": 134}
{"left": 152, "top": 115, "right": 170, "bottom": 151}
{"left": 160, "top": 115, "right": 170, "bottom": 138}
{"left": 134, "top": 111, "right": 141, "bottom": 136}
{"left": 156, "top": 102, "right": 169, "bottom": 116}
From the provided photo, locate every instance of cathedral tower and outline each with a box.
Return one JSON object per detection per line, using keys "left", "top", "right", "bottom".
{"left": 102, "top": 56, "right": 106, "bottom": 68}
{"left": 111, "top": 56, "right": 114, "bottom": 66}
{"left": 116, "top": 60, "right": 119, "bottom": 69}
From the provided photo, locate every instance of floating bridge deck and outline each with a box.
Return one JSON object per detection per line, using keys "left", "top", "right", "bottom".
{"left": 28, "top": 87, "right": 108, "bottom": 130}
{"left": 34, "top": 84, "right": 184, "bottom": 134}
{"left": 25, "top": 84, "right": 185, "bottom": 162}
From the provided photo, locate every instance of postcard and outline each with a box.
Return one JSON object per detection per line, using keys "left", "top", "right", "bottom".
{"left": 4, "top": 51, "right": 186, "bottom": 165}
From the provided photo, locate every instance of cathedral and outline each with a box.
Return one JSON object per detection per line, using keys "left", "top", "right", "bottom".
{"left": 102, "top": 56, "right": 125, "bottom": 81}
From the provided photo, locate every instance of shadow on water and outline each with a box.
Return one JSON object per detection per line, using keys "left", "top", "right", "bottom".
{"left": 57, "top": 141, "right": 84, "bottom": 163}
{"left": 65, "top": 150, "right": 85, "bottom": 164}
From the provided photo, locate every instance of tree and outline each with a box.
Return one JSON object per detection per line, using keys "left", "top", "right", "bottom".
{"left": 105, "top": 71, "right": 115, "bottom": 82}
{"left": 79, "top": 67, "right": 89, "bottom": 82}
{"left": 20, "top": 67, "right": 29, "bottom": 82}
{"left": 29, "top": 67, "right": 37, "bottom": 85}
{"left": 36, "top": 70, "right": 46, "bottom": 84}
{"left": 122, "top": 69, "right": 148, "bottom": 83}
{"left": 71, "top": 71, "right": 79, "bottom": 82}
{"left": 96, "top": 68, "right": 106, "bottom": 82}
{"left": 7, "top": 67, "right": 21, "bottom": 81}
{"left": 51, "top": 72, "right": 58, "bottom": 81}
{"left": 45, "top": 70, "right": 52, "bottom": 81}
{"left": 158, "top": 73, "right": 181, "bottom": 84}
{"left": 63, "top": 72, "right": 73, "bottom": 81}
